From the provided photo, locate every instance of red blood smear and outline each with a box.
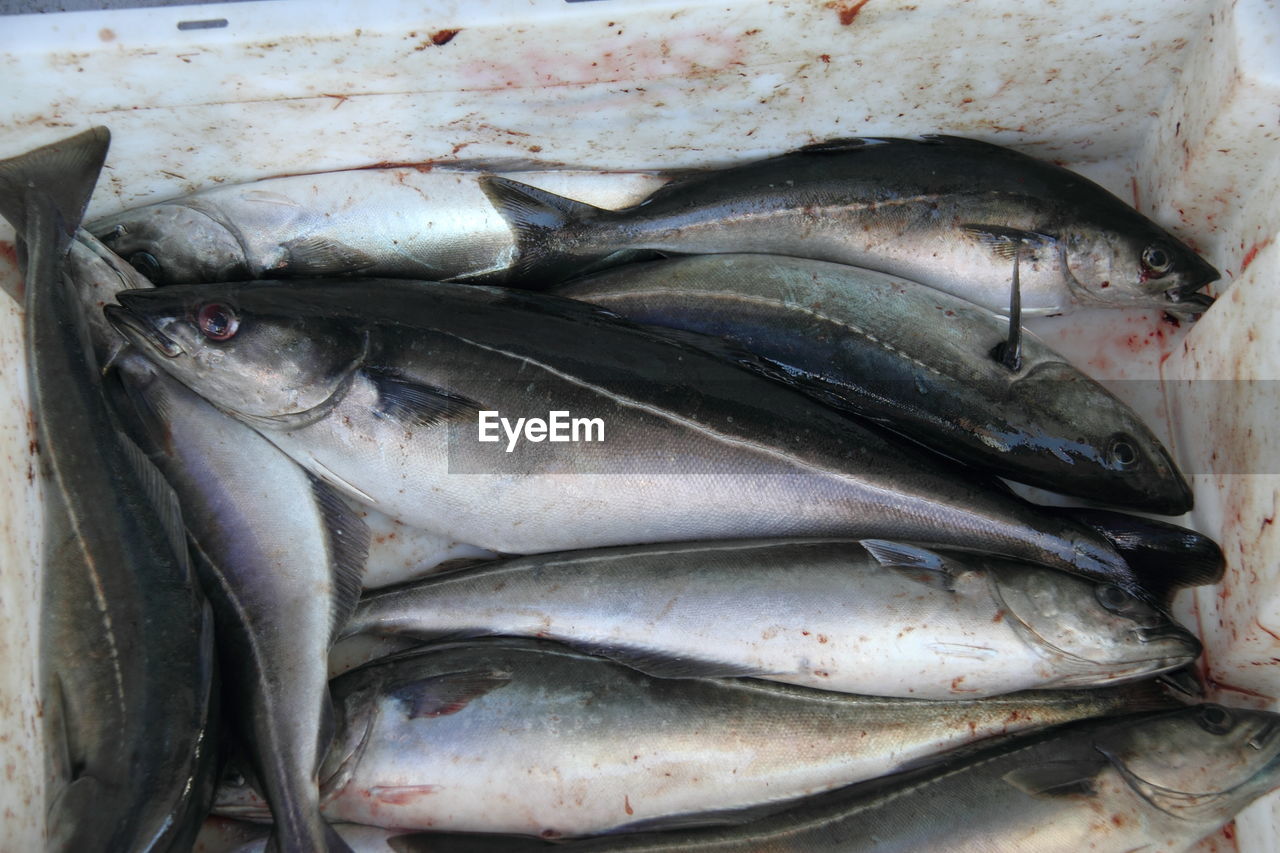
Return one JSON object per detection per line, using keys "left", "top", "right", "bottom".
{"left": 834, "top": 0, "right": 872, "bottom": 26}
{"left": 0, "top": 241, "right": 17, "bottom": 269}
{"left": 1241, "top": 238, "right": 1272, "bottom": 273}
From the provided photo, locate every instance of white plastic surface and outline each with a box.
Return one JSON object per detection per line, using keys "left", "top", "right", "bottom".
{"left": 0, "top": 0, "right": 1277, "bottom": 850}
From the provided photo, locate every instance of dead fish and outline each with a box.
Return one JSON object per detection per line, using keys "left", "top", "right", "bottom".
{"left": 0, "top": 129, "right": 217, "bottom": 851}
{"left": 109, "top": 351, "right": 368, "bottom": 853}
{"left": 406, "top": 703, "right": 1280, "bottom": 852}
{"left": 340, "top": 539, "right": 1200, "bottom": 698}
{"left": 105, "top": 278, "right": 1143, "bottom": 588}
{"left": 481, "top": 136, "right": 1218, "bottom": 315}
{"left": 215, "top": 639, "right": 1176, "bottom": 838}
{"left": 90, "top": 167, "right": 670, "bottom": 285}
{"left": 67, "top": 225, "right": 367, "bottom": 853}
{"left": 554, "top": 253, "right": 1194, "bottom": 514}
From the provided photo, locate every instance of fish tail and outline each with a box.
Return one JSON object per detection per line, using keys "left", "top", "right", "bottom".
{"left": 478, "top": 175, "right": 620, "bottom": 284}
{"left": 0, "top": 128, "right": 110, "bottom": 253}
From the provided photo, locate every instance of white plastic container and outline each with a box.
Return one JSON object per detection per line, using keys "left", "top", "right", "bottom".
{"left": 1, "top": 0, "right": 1276, "bottom": 849}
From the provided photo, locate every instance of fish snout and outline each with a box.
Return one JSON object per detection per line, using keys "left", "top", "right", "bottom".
{"left": 104, "top": 302, "right": 184, "bottom": 358}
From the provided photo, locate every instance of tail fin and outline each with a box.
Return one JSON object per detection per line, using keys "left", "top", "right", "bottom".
{"left": 478, "top": 175, "right": 617, "bottom": 284}
{"left": 0, "top": 128, "right": 110, "bottom": 253}
{"left": 1056, "top": 508, "right": 1224, "bottom": 604}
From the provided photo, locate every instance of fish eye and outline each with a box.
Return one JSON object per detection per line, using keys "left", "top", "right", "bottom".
{"left": 1141, "top": 245, "right": 1174, "bottom": 276}
{"left": 129, "top": 251, "right": 163, "bottom": 283}
{"left": 1107, "top": 435, "right": 1139, "bottom": 469}
{"left": 196, "top": 302, "right": 239, "bottom": 342}
{"left": 1197, "top": 705, "right": 1233, "bottom": 735}
{"left": 1095, "top": 584, "right": 1137, "bottom": 614}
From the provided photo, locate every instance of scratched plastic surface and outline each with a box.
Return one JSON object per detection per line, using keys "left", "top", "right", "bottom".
{"left": 1, "top": 0, "right": 1277, "bottom": 850}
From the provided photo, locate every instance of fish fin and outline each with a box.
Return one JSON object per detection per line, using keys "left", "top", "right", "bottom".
{"left": 574, "top": 643, "right": 775, "bottom": 680}
{"left": 118, "top": 431, "right": 189, "bottom": 571}
{"left": 960, "top": 224, "right": 1058, "bottom": 262}
{"left": 308, "top": 474, "right": 371, "bottom": 638}
{"left": 478, "top": 175, "right": 610, "bottom": 282}
{"left": 390, "top": 669, "right": 512, "bottom": 719}
{"left": 859, "top": 540, "right": 957, "bottom": 592}
{"left": 278, "top": 235, "right": 377, "bottom": 276}
{"left": 366, "top": 367, "right": 483, "bottom": 428}
{"left": 241, "top": 189, "right": 305, "bottom": 207}
{"left": 992, "top": 247, "right": 1024, "bottom": 371}
{"left": 1001, "top": 761, "right": 1102, "bottom": 798}
{"left": 0, "top": 127, "right": 110, "bottom": 251}
{"left": 1055, "top": 508, "right": 1224, "bottom": 604}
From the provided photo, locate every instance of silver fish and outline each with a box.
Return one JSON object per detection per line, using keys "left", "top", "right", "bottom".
{"left": 554, "top": 254, "right": 1194, "bottom": 514}
{"left": 0, "top": 129, "right": 217, "bottom": 851}
{"left": 104, "top": 279, "right": 1141, "bottom": 588}
{"left": 214, "top": 640, "right": 1176, "bottom": 838}
{"left": 417, "top": 703, "right": 1280, "bottom": 852}
{"left": 89, "top": 167, "right": 670, "bottom": 285}
{"left": 109, "top": 350, "right": 369, "bottom": 853}
{"left": 340, "top": 539, "right": 1199, "bottom": 698}
{"left": 481, "top": 136, "right": 1218, "bottom": 315}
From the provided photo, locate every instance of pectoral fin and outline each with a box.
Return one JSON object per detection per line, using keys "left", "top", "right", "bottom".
{"left": 1002, "top": 760, "right": 1102, "bottom": 798}
{"left": 391, "top": 669, "right": 512, "bottom": 719}
{"left": 960, "top": 224, "right": 1057, "bottom": 261}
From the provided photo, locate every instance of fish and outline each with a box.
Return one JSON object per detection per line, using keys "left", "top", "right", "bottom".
{"left": 68, "top": 225, "right": 368, "bottom": 853}
{"left": 214, "top": 639, "right": 1177, "bottom": 838}
{"left": 480, "top": 135, "right": 1219, "bottom": 315}
{"left": 407, "top": 703, "right": 1280, "bottom": 852}
{"left": 339, "top": 538, "right": 1200, "bottom": 698}
{"left": 104, "top": 278, "right": 1143, "bottom": 587}
{"left": 0, "top": 129, "right": 218, "bottom": 851}
{"left": 554, "top": 253, "right": 1194, "bottom": 513}
{"left": 89, "top": 167, "right": 671, "bottom": 285}
{"left": 108, "top": 350, "right": 369, "bottom": 853}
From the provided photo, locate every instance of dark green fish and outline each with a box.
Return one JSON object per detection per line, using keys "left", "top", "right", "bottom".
{"left": 555, "top": 253, "right": 1194, "bottom": 513}
{"left": 0, "top": 129, "right": 217, "bottom": 851}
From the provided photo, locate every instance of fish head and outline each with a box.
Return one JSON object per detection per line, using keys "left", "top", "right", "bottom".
{"left": 988, "top": 561, "right": 1200, "bottom": 684}
{"left": 104, "top": 283, "right": 366, "bottom": 426}
{"left": 1061, "top": 221, "right": 1219, "bottom": 314}
{"left": 1013, "top": 361, "right": 1193, "bottom": 514}
{"left": 94, "top": 202, "right": 249, "bottom": 284}
{"left": 1094, "top": 704, "right": 1280, "bottom": 824}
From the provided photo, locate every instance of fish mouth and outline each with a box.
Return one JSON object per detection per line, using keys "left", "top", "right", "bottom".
{"left": 103, "top": 303, "right": 184, "bottom": 358}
